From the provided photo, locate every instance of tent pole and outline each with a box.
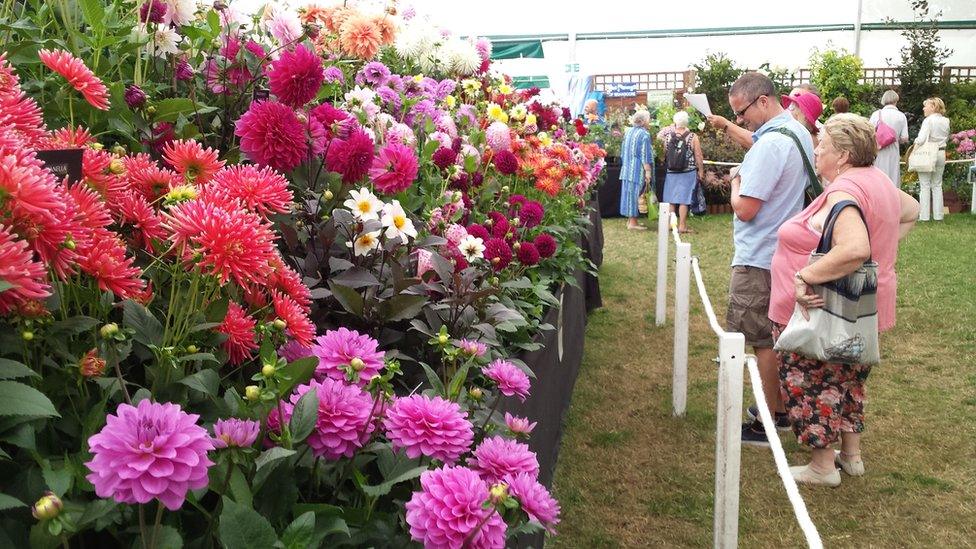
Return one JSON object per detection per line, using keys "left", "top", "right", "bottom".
{"left": 854, "top": 0, "right": 864, "bottom": 58}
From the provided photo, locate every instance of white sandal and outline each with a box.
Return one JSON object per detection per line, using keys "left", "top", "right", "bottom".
{"left": 834, "top": 450, "right": 865, "bottom": 476}
{"left": 790, "top": 464, "right": 841, "bottom": 487}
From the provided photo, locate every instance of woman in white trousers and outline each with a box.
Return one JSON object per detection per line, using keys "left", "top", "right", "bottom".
{"left": 914, "top": 98, "right": 951, "bottom": 221}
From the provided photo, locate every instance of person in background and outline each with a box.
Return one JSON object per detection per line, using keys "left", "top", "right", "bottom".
{"left": 914, "top": 97, "right": 951, "bottom": 221}
{"left": 725, "top": 72, "right": 814, "bottom": 447}
{"left": 661, "top": 111, "right": 705, "bottom": 234}
{"left": 582, "top": 98, "right": 603, "bottom": 125}
{"left": 618, "top": 110, "right": 654, "bottom": 230}
{"left": 831, "top": 96, "right": 850, "bottom": 114}
{"left": 869, "top": 90, "right": 910, "bottom": 186}
{"left": 769, "top": 113, "right": 919, "bottom": 486}
{"left": 710, "top": 83, "right": 822, "bottom": 150}
{"left": 782, "top": 91, "right": 824, "bottom": 148}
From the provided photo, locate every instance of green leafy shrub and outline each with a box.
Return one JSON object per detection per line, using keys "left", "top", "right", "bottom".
{"left": 692, "top": 52, "right": 743, "bottom": 120}
{"left": 893, "top": 0, "right": 953, "bottom": 132}
{"left": 809, "top": 47, "right": 873, "bottom": 117}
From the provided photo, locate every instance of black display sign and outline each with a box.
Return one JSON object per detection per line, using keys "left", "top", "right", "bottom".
{"left": 36, "top": 149, "right": 84, "bottom": 184}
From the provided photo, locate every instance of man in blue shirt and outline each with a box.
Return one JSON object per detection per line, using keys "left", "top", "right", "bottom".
{"left": 725, "top": 73, "right": 814, "bottom": 447}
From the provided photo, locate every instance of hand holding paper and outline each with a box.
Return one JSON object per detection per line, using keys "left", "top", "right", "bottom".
{"left": 684, "top": 93, "right": 712, "bottom": 117}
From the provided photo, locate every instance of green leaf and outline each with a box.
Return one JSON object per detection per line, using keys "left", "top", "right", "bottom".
{"left": 276, "top": 357, "right": 318, "bottom": 397}
{"left": 359, "top": 465, "right": 428, "bottom": 498}
{"left": 289, "top": 389, "right": 319, "bottom": 443}
{"left": 49, "top": 315, "right": 99, "bottom": 336}
{"left": 379, "top": 294, "right": 427, "bottom": 322}
{"left": 0, "top": 358, "right": 38, "bottom": 380}
{"left": 331, "top": 267, "right": 381, "bottom": 289}
{"left": 218, "top": 497, "right": 278, "bottom": 549}
{"left": 77, "top": 0, "right": 104, "bottom": 33}
{"left": 254, "top": 447, "right": 295, "bottom": 472}
{"left": 177, "top": 369, "right": 219, "bottom": 396}
{"left": 328, "top": 282, "right": 364, "bottom": 316}
{"left": 42, "top": 462, "right": 73, "bottom": 497}
{"left": 151, "top": 98, "right": 196, "bottom": 123}
{"left": 0, "top": 381, "right": 59, "bottom": 418}
{"left": 206, "top": 297, "right": 230, "bottom": 323}
{"left": 177, "top": 353, "right": 219, "bottom": 364}
{"left": 228, "top": 466, "right": 252, "bottom": 508}
{"left": 155, "top": 526, "right": 184, "bottom": 549}
{"left": 418, "top": 363, "right": 445, "bottom": 395}
{"left": 446, "top": 361, "right": 471, "bottom": 401}
{"left": 0, "top": 280, "right": 13, "bottom": 292}
{"left": 122, "top": 300, "right": 162, "bottom": 346}
{"left": 0, "top": 493, "right": 26, "bottom": 511}
{"left": 280, "top": 512, "right": 315, "bottom": 549}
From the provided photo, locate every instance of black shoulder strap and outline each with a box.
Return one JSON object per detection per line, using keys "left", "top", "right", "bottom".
{"left": 770, "top": 127, "right": 823, "bottom": 201}
{"left": 817, "top": 200, "right": 869, "bottom": 256}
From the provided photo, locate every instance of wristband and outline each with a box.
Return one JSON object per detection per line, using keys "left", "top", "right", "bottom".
{"left": 794, "top": 271, "right": 807, "bottom": 284}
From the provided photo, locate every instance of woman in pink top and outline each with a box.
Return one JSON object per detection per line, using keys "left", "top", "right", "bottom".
{"left": 768, "top": 114, "right": 920, "bottom": 486}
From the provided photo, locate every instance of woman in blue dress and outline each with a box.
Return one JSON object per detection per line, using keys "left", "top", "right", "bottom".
{"left": 619, "top": 110, "right": 654, "bottom": 230}
{"left": 662, "top": 111, "right": 705, "bottom": 234}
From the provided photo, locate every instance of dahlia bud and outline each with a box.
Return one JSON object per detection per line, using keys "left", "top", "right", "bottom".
{"left": 489, "top": 483, "right": 509, "bottom": 504}
{"left": 111, "top": 145, "right": 127, "bottom": 156}
{"left": 273, "top": 319, "right": 287, "bottom": 330}
{"left": 323, "top": 190, "right": 334, "bottom": 200}
{"left": 468, "top": 387, "right": 483, "bottom": 400}
{"left": 261, "top": 363, "right": 276, "bottom": 377}
{"left": 437, "top": 334, "right": 449, "bottom": 345}
{"left": 124, "top": 85, "right": 148, "bottom": 109}
{"left": 245, "top": 385, "right": 260, "bottom": 401}
{"left": 212, "top": 0, "right": 227, "bottom": 10}
{"left": 452, "top": 191, "right": 462, "bottom": 202}
{"left": 99, "top": 322, "right": 119, "bottom": 338}
{"left": 91, "top": 142, "right": 104, "bottom": 150}
{"left": 109, "top": 159, "right": 125, "bottom": 174}
{"left": 80, "top": 349, "right": 107, "bottom": 378}
{"left": 21, "top": 330, "right": 33, "bottom": 341}
{"left": 501, "top": 185, "right": 510, "bottom": 194}
{"left": 513, "top": 241, "right": 521, "bottom": 250}
{"left": 145, "top": 105, "right": 156, "bottom": 115}
{"left": 32, "top": 492, "right": 62, "bottom": 520}
{"left": 350, "top": 357, "right": 365, "bottom": 372}
{"left": 63, "top": 235, "right": 76, "bottom": 250}
{"left": 174, "top": 58, "right": 194, "bottom": 81}
{"left": 511, "top": 217, "right": 520, "bottom": 226}
{"left": 186, "top": 345, "right": 198, "bottom": 353}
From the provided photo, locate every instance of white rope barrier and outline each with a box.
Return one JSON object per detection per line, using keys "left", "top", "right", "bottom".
{"left": 659, "top": 203, "right": 824, "bottom": 548}
{"left": 746, "top": 357, "right": 825, "bottom": 549}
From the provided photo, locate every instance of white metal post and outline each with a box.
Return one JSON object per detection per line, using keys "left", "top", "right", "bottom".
{"left": 655, "top": 202, "right": 670, "bottom": 326}
{"left": 713, "top": 332, "right": 745, "bottom": 549}
{"left": 672, "top": 241, "right": 691, "bottom": 417}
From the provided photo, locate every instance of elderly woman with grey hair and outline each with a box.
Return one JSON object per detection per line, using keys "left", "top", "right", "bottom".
{"left": 619, "top": 110, "right": 654, "bottom": 229}
{"left": 869, "top": 90, "right": 909, "bottom": 185}
{"left": 661, "top": 111, "right": 705, "bottom": 233}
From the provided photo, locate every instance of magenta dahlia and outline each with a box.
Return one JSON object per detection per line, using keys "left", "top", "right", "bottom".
{"left": 212, "top": 418, "right": 260, "bottom": 449}
{"left": 515, "top": 241, "right": 540, "bottom": 266}
{"left": 235, "top": 100, "right": 309, "bottom": 172}
{"left": 431, "top": 147, "right": 457, "bottom": 170}
{"left": 85, "top": 400, "right": 214, "bottom": 510}
{"left": 289, "top": 378, "right": 376, "bottom": 460}
{"left": 384, "top": 395, "right": 473, "bottom": 463}
{"left": 504, "top": 472, "right": 561, "bottom": 533}
{"left": 483, "top": 238, "right": 512, "bottom": 271}
{"left": 533, "top": 233, "right": 557, "bottom": 258}
{"left": 518, "top": 200, "right": 544, "bottom": 228}
{"left": 466, "top": 223, "right": 490, "bottom": 241}
{"left": 369, "top": 142, "right": 418, "bottom": 194}
{"left": 471, "top": 436, "right": 540, "bottom": 483}
{"left": 405, "top": 466, "right": 506, "bottom": 549}
{"left": 310, "top": 327, "right": 386, "bottom": 387}
{"left": 325, "top": 128, "right": 374, "bottom": 184}
{"left": 492, "top": 150, "right": 518, "bottom": 175}
{"left": 484, "top": 359, "right": 531, "bottom": 402}
{"left": 487, "top": 212, "right": 510, "bottom": 239}
{"left": 269, "top": 44, "right": 325, "bottom": 109}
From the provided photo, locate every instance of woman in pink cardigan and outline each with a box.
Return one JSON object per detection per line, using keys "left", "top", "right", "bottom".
{"left": 768, "top": 114, "right": 920, "bottom": 486}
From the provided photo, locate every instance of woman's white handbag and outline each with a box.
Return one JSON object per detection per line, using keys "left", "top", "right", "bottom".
{"left": 774, "top": 201, "right": 880, "bottom": 365}
{"left": 908, "top": 141, "right": 938, "bottom": 173}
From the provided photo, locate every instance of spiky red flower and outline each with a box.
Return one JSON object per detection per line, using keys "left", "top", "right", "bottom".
{"left": 325, "top": 128, "right": 374, "bottom": 184}
{"left": 204, "top": 165, "right": 293, "bottom": 216}
{"left": 268, "top": 44, "right": 325, "bottom": 109}
{"left": 115, "top": 192, "right": 166, "bottom": 252}
{"left": 218, "top": 302, "right": 258, "bottom": 365}
{"left": 66, "top": 183, "right": 112, "bottom": 232}
{"left": 76, "top": 231, "right": 145, "bottom": 299}
{"left": 49, "top": 126, "right": 94, "bottom": 148}
{"left": 235, "top": 100, "right": 310, "bottom": 173}
{"left": 127, "top": 164, "right": 182, "bottom": 202}
{"left": 38, "top": 49, "right": 110, "bottom": 110}
{"left": 272, "top": 291, "right": 314, "bottom": 347}
{"left": 268, "top": 256, "right": 311, "bottom": 312}
{"left": 162, "top": 140, "right": 225, "bottom": 184}
{"left": 0, "top": 224, "right": 51, "bottom": 314}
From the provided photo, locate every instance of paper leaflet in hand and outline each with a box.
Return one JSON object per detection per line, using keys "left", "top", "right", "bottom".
{"left": 684, "top": 93, "right": 712, "bottom": 117}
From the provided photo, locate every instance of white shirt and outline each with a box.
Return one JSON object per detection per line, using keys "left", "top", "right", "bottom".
{"left": 914, "top": 113, "right": 950, "bottom": 147}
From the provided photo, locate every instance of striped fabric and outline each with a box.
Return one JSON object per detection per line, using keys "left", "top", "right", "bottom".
{"left": 619, "top": 126, "right": 653, "bottom": 217}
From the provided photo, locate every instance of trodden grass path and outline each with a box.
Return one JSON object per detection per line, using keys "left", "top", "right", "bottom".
{"left": 551, "top": 214, "right": 976, "bottom": 548}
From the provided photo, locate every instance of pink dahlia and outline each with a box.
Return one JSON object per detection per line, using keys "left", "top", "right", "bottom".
{"left": 279, "top": 340, "right": 313, "bottom": 362}
{"left": 483, "top": 238, "right": 512, "bottom": 271}
{"left": 269, "top": 44, "right": 325, "bottom": 109}
{"left": 267, "top": 256, "right": 311, "bottom": 312}
{"left": 218, "top": 302, "right": 258, "bottom": 365}
{"left": 471, "top": 436, "right": 539, "bottom": 483}
{"left": 76, "top": 233, "right": 145, "bottom": 299}
{"left": 484, "top": 359, "right": 531, "bottom": 402}
{"left": 504, "top": 472, "right": 560, "bottom": 533}
{"left": 190, "top": 206, "right": 277, "bottom": 288}
{"left": 533, "top": 233, "right": 557, "bottom": 258}
{"left": 206, "top": 165, "right": 293, "bottom": 216}
{"left": 235, "top": 101, "right": 310, "bottom": 172}
{"left": 85, "top": 400, "right": 214, "bottom": 510}
{"left": 492, "top": 149, "right": 519, "bottom": 176}
{"left": 115, "top": 192, "right": 166, "bottom": 252}
{"left": 289, "top": 378, "right": 376, "bottom": 460}
{"left": 458, "top": 339, "right": 487, "bottom": 358}
{"left": 0, "top": 225, "right": 50, "bottom": 314}
{"left": 504, "top": 413, "right": 537, "bottom": 437}
{"left": 405, "top": 466, "right": 506, "bottom": 549}
{"left": 212, "top": 418, "right": 260, "bottom": 449}
{"left": 484, "top": 121, "right": 511, "bottom": 152}
{"left": 515, "top": 241, "right": 540, "bottom": 266}
{"left": 325, "top": 128, "right": 374, "bottom": 184}
{"left": 369, "top": 142, "right": 418, "bottom": 194}
{"left": 162, "top": 140, "right": 224, "bottom": 184}
{"left": 272, "top": 291, "right": 314, "bottom": 347}
{"left": 310, "top": 102, "right": 355, "bottom": 139}
{"left": 38, "top": 49, "right": 110, "bottom": 110}
{"left": 311, "top": 327, "right": 385, "bottom": 387}
{"left": 384, "top": 395, "right": 473, "bottom": 463}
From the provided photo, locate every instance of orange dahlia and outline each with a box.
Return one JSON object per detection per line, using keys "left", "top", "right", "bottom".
{"left": 38, "top": 49, "right": 110, "bottom": 111}
{"left": 339, "top": 16, "right": 382, "bottom": 60}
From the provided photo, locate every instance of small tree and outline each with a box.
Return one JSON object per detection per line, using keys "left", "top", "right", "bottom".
{"left": 692, "top": 52, "right": 743, "bottom": 120}
{"left": 892, "top": 0, "right": 953, "bottom": 131}
{"left": 809, "top": 47, "right": 866, "bottom": 117}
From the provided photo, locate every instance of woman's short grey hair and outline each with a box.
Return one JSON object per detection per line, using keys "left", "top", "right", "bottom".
{"left": 630, "top": 110, "right": 650, "bottom": 126}
{"left": 673, "top": 110, "right": 690, "bottom": 128}
{"left": 881, "top": 90, "right": 899, "bottom": 106}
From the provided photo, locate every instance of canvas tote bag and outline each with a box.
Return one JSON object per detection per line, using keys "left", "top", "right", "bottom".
{"left": 908, "top": 141, "right": 938, "bottom": 173}
{"left": 774, "top": 201, "right": 880, "bottom": 365}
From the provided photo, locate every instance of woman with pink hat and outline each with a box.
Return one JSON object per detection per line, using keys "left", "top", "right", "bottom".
{"left": 781, "top": 91, "right": 824, "bottom": 148}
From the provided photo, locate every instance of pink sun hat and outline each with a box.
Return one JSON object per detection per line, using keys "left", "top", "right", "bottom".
{"left": 781, "top": 91, "right": 824, "bottom": 130}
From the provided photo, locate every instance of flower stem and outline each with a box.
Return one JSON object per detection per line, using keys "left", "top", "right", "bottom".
{"left": 148, "top": 503, "right": 164, "bottom": 549}
{"left": 138, "top": 505, "right": 148, "bottom": 549}
{"left": 479, "top": 395, "right": 502, "bottom": 433}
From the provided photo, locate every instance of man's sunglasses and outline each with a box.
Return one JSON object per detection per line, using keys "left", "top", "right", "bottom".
{"left": 733, "top": 95, "right": 766, "bottom": 118}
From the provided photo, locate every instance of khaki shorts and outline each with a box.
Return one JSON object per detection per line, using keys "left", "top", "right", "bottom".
{"left": 726, "top": 266, "right": 774, "bottom": 348}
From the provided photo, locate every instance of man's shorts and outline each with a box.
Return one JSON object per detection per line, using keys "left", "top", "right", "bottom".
{"left": 726, "top": 265, "right": 774, "bottom": 348}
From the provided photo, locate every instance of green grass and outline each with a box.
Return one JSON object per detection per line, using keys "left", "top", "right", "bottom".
{"left": 552, "top": 213, "right": 976, "bottom": 548}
